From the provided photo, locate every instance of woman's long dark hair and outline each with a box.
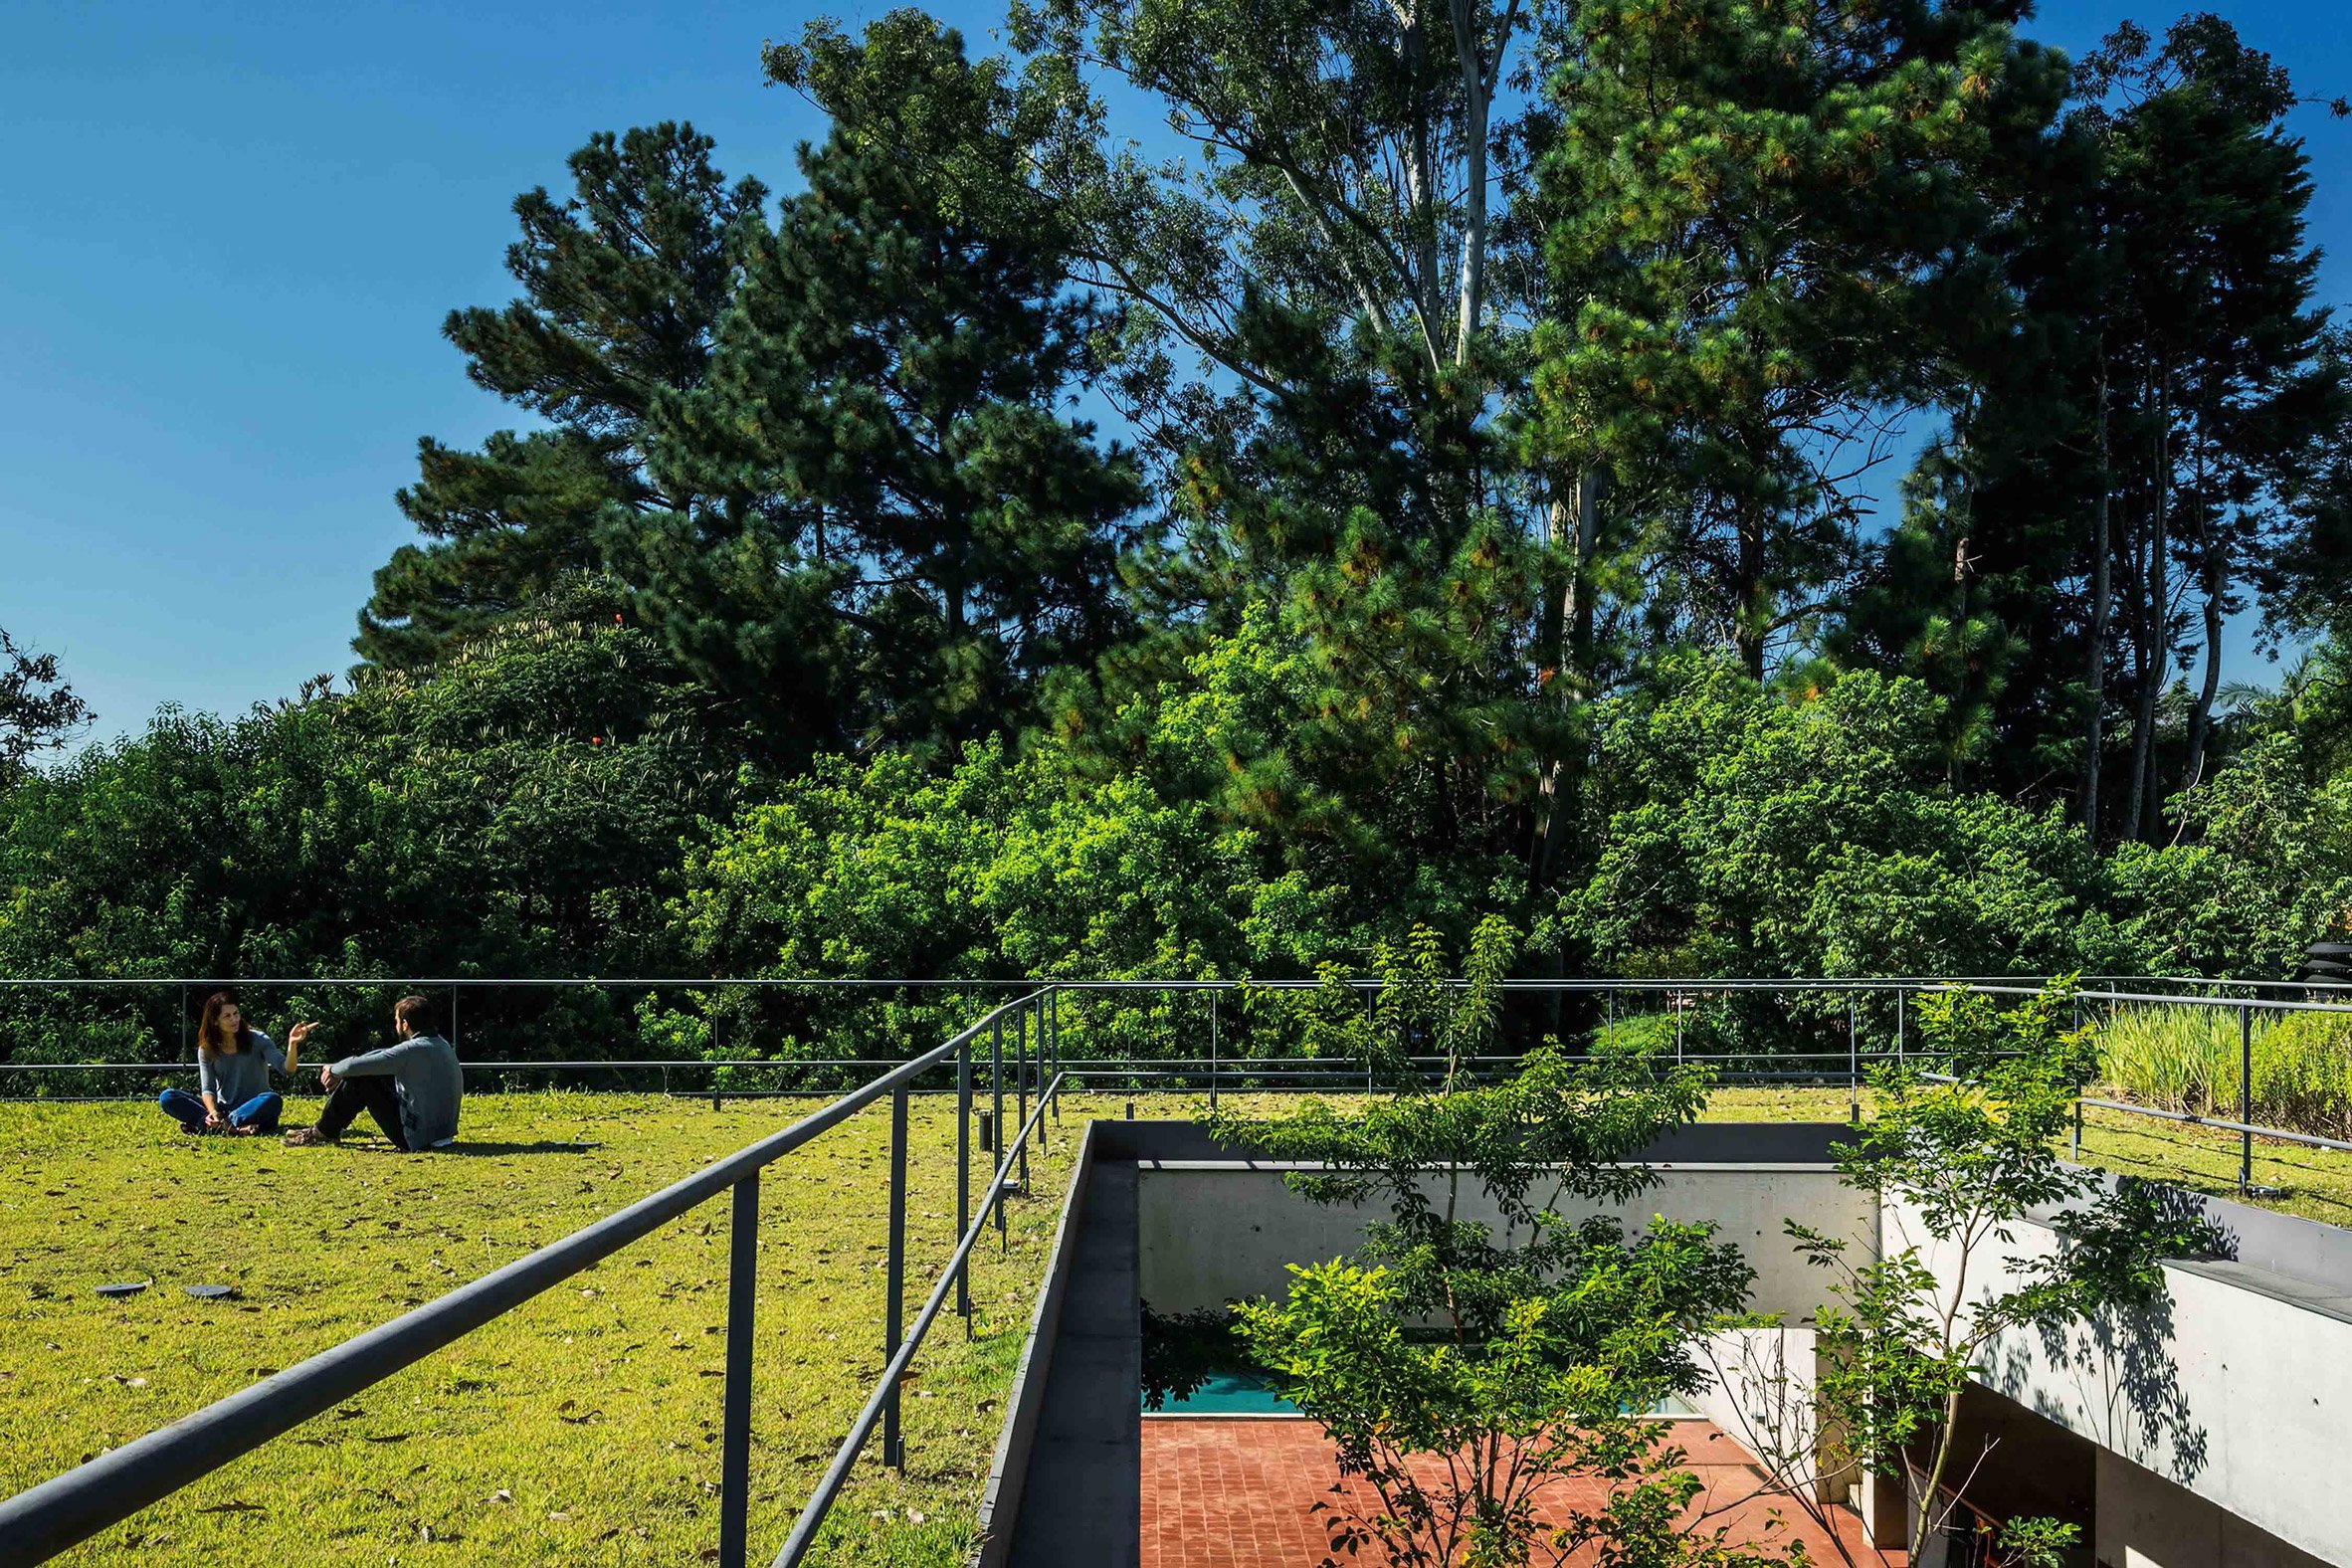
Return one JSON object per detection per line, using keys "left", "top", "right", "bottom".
{"left": 196, "top": 990, "right": 254, "bottom": 1056}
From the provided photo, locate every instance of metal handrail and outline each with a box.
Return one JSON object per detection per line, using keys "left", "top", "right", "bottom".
{"left": 772, "top": 1069, "right": 1064, "bottom": 1566}
{"left": 2075, "top": 1094, "right": 2352, "bottom": 1157}
{"left": 0, "top": 990, "right": 1059, "bottom": 1568}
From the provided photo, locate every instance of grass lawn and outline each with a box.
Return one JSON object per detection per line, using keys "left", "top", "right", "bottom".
{"left": 0, "top": 1089, "right": 1130, "bottom": 1567}
{"left": 9, "top": 1080, "right": 2351, "bottom": 1567}
{"left": 1699, "top": 1084, "right": 2352, "bottom": 1226}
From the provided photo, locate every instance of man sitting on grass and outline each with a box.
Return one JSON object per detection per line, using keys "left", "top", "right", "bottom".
{"left": 284, "top": 995, "right": 463, "bottom": 1150}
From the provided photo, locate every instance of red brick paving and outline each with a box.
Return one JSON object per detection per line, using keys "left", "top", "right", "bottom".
{"left": 1140, "top": 1416, "right": 1894, "bottom": 1567}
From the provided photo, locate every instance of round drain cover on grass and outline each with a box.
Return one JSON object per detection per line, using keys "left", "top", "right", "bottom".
{"left": 95, "top": 1280, "right": 149, "bottom": 1298}
{"left": 184, "top": 1283, "right": 237, "bottom": 1300}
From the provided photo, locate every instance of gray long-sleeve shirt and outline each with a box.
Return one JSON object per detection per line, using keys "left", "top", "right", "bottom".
{"left": 328, "top": 1034, "right": 463, "bottom": 1149}
{"left": 197, "top": 1032, "right": 287, "bottom": 1109}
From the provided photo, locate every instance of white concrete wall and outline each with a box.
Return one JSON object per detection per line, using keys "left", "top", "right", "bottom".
{"left": 1689, "top": 1328, "right": 1835, "bottom": 1492}
{"left": 1885, "top": 1197, "right": 2352, "bottom": 1567}
{"left": 1136, "top": 1163, "right": 1872, "bottom": 1321}
{"left": 2095, "top": 1451, "right": 2333, "bottom": 1568}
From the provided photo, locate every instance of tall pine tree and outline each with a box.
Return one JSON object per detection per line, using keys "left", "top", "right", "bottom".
{"left": 357, "top": 124, "right": 764, "bottom": 667}
{"left": 624, "top": 13, "right": 1143, "bottom": 760}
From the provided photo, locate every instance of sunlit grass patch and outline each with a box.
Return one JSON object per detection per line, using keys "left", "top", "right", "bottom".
{"left": 0, "top": 1091, "right": 1107, "bottom": 1566}
{"left": 1702, "top": 1083, "right": 2352, "bottom": 1227}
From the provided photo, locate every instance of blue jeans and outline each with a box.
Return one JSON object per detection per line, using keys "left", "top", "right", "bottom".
{"left": 159, "top": 1087, "right": 283, "bottom": 1133}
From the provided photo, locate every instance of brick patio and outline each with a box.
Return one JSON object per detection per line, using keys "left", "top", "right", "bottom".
{"left": 1139, "top": 1416, "right": 1894, "bottom": 1567}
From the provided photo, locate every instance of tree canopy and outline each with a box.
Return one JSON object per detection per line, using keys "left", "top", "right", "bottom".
{"left": 7, "top": 3, "right": 2352, "bottom": 1057}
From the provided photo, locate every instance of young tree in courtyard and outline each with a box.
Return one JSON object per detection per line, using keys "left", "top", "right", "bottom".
{"left": 1719, "top": 980, "right": 2222, "bottom": 1564}
{"left": 1211, "top": 919, "right": 1787, "bottom": 1567}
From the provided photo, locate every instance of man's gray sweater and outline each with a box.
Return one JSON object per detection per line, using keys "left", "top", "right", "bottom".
{"left": 328, "top": 1035, "right": 463, "bottom": 1149}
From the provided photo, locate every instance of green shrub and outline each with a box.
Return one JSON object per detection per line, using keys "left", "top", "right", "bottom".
{"left": 2094, "top": 1004, "right": 2352, "bottom": 1139}
{"left": 2251, "top": 1013, "right": 2352, "bottom": 1140}
{"left": 2094, "top": 1006, "right": 2233, "bottom": 1116}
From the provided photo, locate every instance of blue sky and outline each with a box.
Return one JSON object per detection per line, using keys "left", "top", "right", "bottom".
{"left": 4, "top": 0, "right": 2350, "bottom": 744}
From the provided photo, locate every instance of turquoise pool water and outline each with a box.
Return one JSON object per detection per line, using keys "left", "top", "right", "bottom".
{"left": 1154, "top": 1371, "right": 1299, "bottom": 1415}
{"left": 1148, "top": 1377, "right": 1702, "bottom": 1419}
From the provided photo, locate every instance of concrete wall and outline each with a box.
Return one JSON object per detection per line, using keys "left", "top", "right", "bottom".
{"left": 2094, "top": 1451, "right": 2333, "bottom": 1568}
{"left": 1687, "top": 1328, "right": 1838, "bottom": 1497}
{"left": 974, "top": 1124, "right": 1099, "bottom": 1568}
{"left": 1136, "top": 1163, "right": 1872, "bottom": 1321}
{"left": 1886, "top": 1196, "right": 2352, "bottom": 1567}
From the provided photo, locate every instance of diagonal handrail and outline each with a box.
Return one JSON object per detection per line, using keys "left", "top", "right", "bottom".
{"left": 772, "top": 1067, "right": 1066, "bottom": 1567}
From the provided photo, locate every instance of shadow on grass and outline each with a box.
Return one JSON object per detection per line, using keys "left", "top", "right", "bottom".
{"left": 309, "top": 1138, "right": 602, "bottom": 1156}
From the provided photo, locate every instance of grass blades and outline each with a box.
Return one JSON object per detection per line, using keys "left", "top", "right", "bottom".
{"left": 0, "top": 1091, "right": 1111, "bottom": 1567}
{"left": 2092, "top": 1004, "right": 2352, "bottom": 1141}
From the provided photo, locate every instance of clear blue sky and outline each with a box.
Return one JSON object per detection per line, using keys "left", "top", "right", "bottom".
{"left": 5, "top": 0, "right": 2350, "bottom": 744}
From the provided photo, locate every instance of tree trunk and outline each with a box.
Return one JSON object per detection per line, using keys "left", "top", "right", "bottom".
{"left": 1448, "top": 0, "right": 1488, "bottom": 364}
{"left": 1529, "top": 469, "right": 1602, "bottom": 1044}
{"left": 2082, "top": 358, "right": 2111, "bottom": 840}
{"left": 1395, "top": 13, "right": 1441, "bottom": 361}
{"left": 2124, "top": 370, "right": 2168, "bottom": 843}
{"left": 1529, "top": 470, "right": 1603, "bottom": 895}
{"left": 2182, "top": 431, "right": 2224, "bottom": 804}
{"left": 1735, "top": 510, "right": 1767, "bottom": 682}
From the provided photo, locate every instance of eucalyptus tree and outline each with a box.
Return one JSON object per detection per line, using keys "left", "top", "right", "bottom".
{"left": 2069, "top": 17, "right": 2333, "bottom": 840}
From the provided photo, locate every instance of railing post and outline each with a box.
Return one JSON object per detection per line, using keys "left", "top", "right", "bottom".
{"left": 1894, "top": 986, "right": 1904, "bottom": 1070}
{"left": 450, "top": 983, "right": 460, "bottom": 1053}
{"left": 1364, "top": 986, "right": 1376, "bottom": 1091}
{"left": 992, "top": 1016, "right": 1007, "bottom": 1248}
{"left": 1049, "top": 987, "right": 1062, "bottom": 1123}
{"left": 1209, "top": 988, "right": 1220, "bottom": 1112}
{"left": 883, "top": 1086, "right": 907, "bottom": 1470}
{"left": 1015, "top": 1003, "right": 1030, "bottom": 1196}
{"left": 1848, "top": 994, "right": 1860, "bottom": 1123}
{"left": 717, "top": 1172, "right": 760, "bottom": 1568}
{"left": 2240, "top": 1001, "right": 2254, "bottom": 1196}
{"left": 956, "top": 1035, "right": 971, "bottom": 1328}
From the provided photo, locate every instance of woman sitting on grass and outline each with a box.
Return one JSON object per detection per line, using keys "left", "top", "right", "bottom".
{"left": 158, "top": 990, "right": 317, "bottom": 1136}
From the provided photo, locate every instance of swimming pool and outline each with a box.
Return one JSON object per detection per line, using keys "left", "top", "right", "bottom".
{"left": 1147, "top": 1373, "right": 1702, "bottom": 1420}
{"left": 1154, "top": 1370, "right": 1299, "bottom": 1415}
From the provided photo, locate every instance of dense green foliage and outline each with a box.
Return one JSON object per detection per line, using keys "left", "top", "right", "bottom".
{"left": 6, "top": 2, "right": 2352, "bottom": 1071}
{"left": 0, "top": 593, "right": 739, "bottom": 1061}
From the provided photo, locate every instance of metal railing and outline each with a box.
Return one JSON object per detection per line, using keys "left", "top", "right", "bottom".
{"left": 0, "top": 989, "right": 1068, "bottom": 1568}
{"left": 10, "top": 970, "right": 2352, "bottom": 1200}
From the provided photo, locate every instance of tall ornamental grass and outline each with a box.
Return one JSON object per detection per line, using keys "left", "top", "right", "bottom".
{"left": 2095, "top": 1004, "right": 2352, "bottom": 1140}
